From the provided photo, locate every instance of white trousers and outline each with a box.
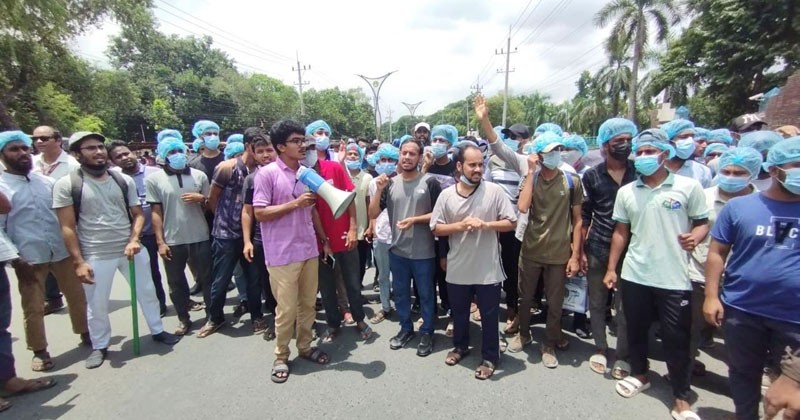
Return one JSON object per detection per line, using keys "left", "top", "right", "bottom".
{"left": 83, "top": 252, "right": 164, "bottom": 349}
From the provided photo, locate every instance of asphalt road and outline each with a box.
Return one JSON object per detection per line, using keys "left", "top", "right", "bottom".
{"left": 4, "top": 265, "right": 737, "bottom": 420}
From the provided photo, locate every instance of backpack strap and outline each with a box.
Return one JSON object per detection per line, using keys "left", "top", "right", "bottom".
{"left": 69, "top": 168, "right": 132, "bottom": 225}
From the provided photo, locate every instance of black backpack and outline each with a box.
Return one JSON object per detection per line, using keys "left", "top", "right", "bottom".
{"left": 69, "top": 168, "right": 132, "bottom": 224}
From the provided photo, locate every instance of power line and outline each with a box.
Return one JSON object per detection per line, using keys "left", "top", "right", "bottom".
{"left": 515, "top": 0, "right": 574, "bottom": 48}
{"left": 510, "top": 0, "right": 545, "bottom": 39}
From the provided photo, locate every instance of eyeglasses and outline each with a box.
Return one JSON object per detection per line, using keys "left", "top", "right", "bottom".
{"left": 80, "top": 145, "right": 106, "bottom": 152}
{"left": 32, "top": 136, "right": 54, "bottom": 142}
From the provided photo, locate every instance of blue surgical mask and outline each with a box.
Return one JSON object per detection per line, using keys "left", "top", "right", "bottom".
{"left": 674, "top": 139, "right": 695, "bottom": 160}
{"left": 204, "top": 135, "right": 220, "bottom": 150}
{"left": 779, "top": 167, "right": 800, "bottom": 195}
{"left": 375, "top": 162, "right": 396, "bottom": 175}
{"left": 167, "top": 152, "right": 188, "bottom": 170}
{"left": 345, "top": 160, "right": 362, "bottom": 171}
{"left": 301, "top": 149, "right": 318, "bottom": 168}
{"left": 542, "top": 151, "right": 561, "bottom": 170}
{"left": 366, "top": 154, "right": 378, "bottom": 167}
{"left": 431, "top": 143, "right": 448, "bottom": 159}
{"left": 717, "top": 174, "right": 750, "bottom": 193}
{"left": 634, "top": 154, "right": 663, "bottom": 176}
{"left": 502, "top": 138, "right": 519, "bottom": 152}
{"left": 460, "top": 174, "right": 479, "bottom": 187}
{"left": 315, "top": 136, "right": 330, "bottom": 151}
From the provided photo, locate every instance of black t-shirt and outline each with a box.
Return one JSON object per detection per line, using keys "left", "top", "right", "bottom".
{"left": 189, "top": 152, "right": 225, "bottom": 183}
{"left": 241, "top": 172, "right": 262, "bottom": 244}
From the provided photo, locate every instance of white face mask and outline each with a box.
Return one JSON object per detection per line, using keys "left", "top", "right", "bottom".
{"left": 301, "top": 148, "right": 318, "bottom": 168}
{"left": 561, "top": 150, "right": 582, "bottom": 166}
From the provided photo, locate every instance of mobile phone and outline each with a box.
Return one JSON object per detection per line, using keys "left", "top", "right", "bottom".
{"left": 324, "top": 255, "right": 336, "bottom": 269}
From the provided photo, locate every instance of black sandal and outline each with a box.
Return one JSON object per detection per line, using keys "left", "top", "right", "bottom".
{"left": 300, "top": 347, "right": 330, "bottom": 365}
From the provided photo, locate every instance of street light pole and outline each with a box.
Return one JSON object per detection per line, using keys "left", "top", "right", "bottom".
{"left": 402, "top": 101, "right": 423, "bottom": 134}
{"left": 357, "top": 71, "right": 396, "bottom": 140}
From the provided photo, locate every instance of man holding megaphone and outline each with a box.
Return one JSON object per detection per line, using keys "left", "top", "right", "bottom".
{"left": 252, "top": 120, "right": 333, "bottom": 384}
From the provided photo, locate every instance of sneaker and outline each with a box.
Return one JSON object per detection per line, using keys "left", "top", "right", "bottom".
{"left": 152, "top": 331, "right": 182, "bottom": 345}
{"left": 232, "top": 301, "right": 248, "bottom": 319}
{"left": 416, "top": 333, "right": 434, "bottom": 357}
{"left": 85, "top": 348, "right": 107, "bottom": 369}
{"left": 389, "top": 330, "right": 415, "bottom": 350}
{"left": 542, "top": 346, "right": 559, "bottom": 368}
{"left": 506, "top": 334, "right": 532, "bottom": 353}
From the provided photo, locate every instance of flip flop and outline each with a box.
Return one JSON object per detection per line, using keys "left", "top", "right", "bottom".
{"left": 670, "top": 409, "right": 700, "bottom": 420}
{"left": 615, "top": 376, "right": 650, "bottom": 398}
{"left": 0, "top": 377, "right": 57, "bottom": 398}
{"left": 589, "top": 353, "right": 607, "bottom": 374}
{"left": 271, "top": 360, "right": 289, "bottom": 384}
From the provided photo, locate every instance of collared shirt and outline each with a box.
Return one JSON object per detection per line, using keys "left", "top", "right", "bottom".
{"left": 581, "top": 160, "right": 637, "bottom": 260}
{"left": 0, "top": 172, "right": 68, "bottom": 264}
{"left": 315, "top": 160, "right": 355, "bottom": 253}
{"left": 252, "top": 157, "right": 318, "bottom": 267}
{"left": 112, "top": 164, "right": 159, "bottom": 236}
{"left": 32, "top": 150, "right": 80, "bottom": 180}
{"left": 613, "top": 173, "right": 709, "bottom": 291}
{"left": 211, "top": 157, "right": 248, "bottom": 240}
{"left": 671, "top": 159, "right": 712, "bottom": 188}
{"left": 688, "top": 185, "right": 757, "bottom": 283}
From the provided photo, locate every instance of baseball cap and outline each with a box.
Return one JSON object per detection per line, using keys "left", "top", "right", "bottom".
{"left": 501, "top": 123, "right": 531, "bottom": 140}
{"left": 414, "top": 122, "right": 431, "bottom": 132}
{"left": 531, "top": 131, "right": 564, "bottom": 153}
{"left": 68, "top": 131, "right": 107, "bottom": 151}
{"left": 732, "top": 113, "right": 767, "bottom": 132}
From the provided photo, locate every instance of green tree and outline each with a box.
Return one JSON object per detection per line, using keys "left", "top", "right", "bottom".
{"left": 595, "top": 0, "right": 680, "bottom": 121}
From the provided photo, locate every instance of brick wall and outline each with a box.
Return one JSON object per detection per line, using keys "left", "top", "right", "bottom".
{"left": 766, "top": 71, "right": 800, "bottom": 128}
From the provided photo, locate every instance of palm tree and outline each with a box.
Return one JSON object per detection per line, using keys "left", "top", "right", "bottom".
{"left": 597, "top": 33, "right": 633, "bottom": 116}
{"left": 595, "top": 0, "right": 680, "bottom": 121}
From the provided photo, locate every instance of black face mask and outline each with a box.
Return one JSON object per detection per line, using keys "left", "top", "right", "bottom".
{"left": 609, "top": 143, "right": 632, "bottom": 161}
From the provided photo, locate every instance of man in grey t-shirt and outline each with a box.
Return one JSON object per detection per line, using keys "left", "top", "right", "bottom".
{"left": 369, "top": 139, "right": 441, "bottom": 357}
{"left": 145, "top": 137, "right": 212, "bottom": 336}
{"left": 431, "top": 143, "right": 516, "bottom": 380}
{"left": 53, "top": 132, "right": 180, "bottom": 369}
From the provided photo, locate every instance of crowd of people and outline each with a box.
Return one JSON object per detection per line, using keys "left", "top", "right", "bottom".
{"left": 0, "top": 99, "right": 797, "bottom": 419}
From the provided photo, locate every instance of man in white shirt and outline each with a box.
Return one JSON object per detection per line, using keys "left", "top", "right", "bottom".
{"left": 31, "top": 126, "right": 80, "bottom": 315}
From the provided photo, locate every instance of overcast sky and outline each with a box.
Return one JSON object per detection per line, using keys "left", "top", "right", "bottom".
{"left": 74, "top": 0, "right": 616, "bottom": 121}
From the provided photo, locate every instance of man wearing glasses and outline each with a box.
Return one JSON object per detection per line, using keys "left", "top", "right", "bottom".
{"left": 53, "top": 132, "right": 181, "bottom": 369}
{"left": 31, "top": 126, "right": 80, "bottom": 315}
{"left": 253, "top": 120, "right": 332, "bottom": 383}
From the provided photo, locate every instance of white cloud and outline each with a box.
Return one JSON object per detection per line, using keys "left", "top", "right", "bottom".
{"left": 72, "top": 0, "right": 616, "bottom": 121}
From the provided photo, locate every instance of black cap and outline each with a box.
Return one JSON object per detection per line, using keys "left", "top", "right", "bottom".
{"left": 501, "top": 123, "right": 531, "bottom": 140}
{"left": 732, "top": 113, "right": 767, "bottom": 132}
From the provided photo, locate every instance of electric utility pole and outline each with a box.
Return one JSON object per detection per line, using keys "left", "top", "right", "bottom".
{"left": 292, "top": 52, "right": 310, "bottom": 116}
{"left": 495, "top": 27, "right": 517, "bottom": 126}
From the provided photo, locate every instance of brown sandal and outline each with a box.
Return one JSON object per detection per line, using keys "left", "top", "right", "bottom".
{"left": 475, "top": 360, "right": 495, "bottom": 380}
{"left": 299, "top": 347, "right": 330, "bottom": 365}
{"left": 370, "top": 310, "right": 389, "bottom": 324}
{"left": 445, "top": 348, "right": 470, "bottom": 366}
{"left": 197, "top": 321, "right": 223, "bottom": 338}
{"left": 31, "top": 353, "right": 54, "bottom": 372}
{"left": 1, "top": 377, "right": 57, "bottom": 397}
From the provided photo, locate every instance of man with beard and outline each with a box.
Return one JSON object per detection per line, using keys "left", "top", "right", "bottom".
{"left": 52, "top": 132, "right": 180, "bottom": 369}
{"left": 369, "top": 139, "right": 442, "bottom": 357}
{"left": 414, "top": 122, "right": 431, "bottom": 144}
{"left": 108, "top": 140, "right": 167, "bottom": 317}
{"left": 0, "top": 131, "right": 89, "bottom": 372}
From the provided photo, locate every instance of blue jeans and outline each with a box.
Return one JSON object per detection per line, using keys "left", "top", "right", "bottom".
{"left": 0, "top": 264, "right": 15, "bottom": 384}
{"left": 373, "top": 242, "right": 392, "bottom": 312}
{"left": 723, "top": 304, "right": 800, "bottom": 420}
{"left": 389, "top": 252, "right": 435, "bottom": 335}
{"left": 233, "top": 262, "right": 247, "bottom": 302}
{"left": 319, "top": 248, "right": 365, "bottom": 327}
{"left": 209, "top": 238, "right": 262, "bottom": 324}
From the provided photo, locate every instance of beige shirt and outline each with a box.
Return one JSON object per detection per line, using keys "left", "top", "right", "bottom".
{"left": 33, "top": 150, "right": 80, "bottom": 180}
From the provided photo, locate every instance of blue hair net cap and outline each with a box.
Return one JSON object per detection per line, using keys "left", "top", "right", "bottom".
{"left": 192, "top": 138, "right": 203, "bottom": 152}
{"left": 532, "top": 131, "right": 565, "bottom": 153}
{"left": 661, "top": 119, "right": 695, "bottom": 140}
{"left": 157, "top": 129, "right": 183, "bottom": 144}
{"left": 703, "top": 143, "right": 729, "bottom": 158}
{"left": 0, "top": 130, "right": 33, "bottom": 151}
{"left": 227, "top": 134, "right": 243, "bottom": 144}
{"left": 493, "top": 125, "right": 508, "bottom": 141}
{"left": 534, "top": 123, "right": 563, "bottom": 137}
{"left": 563, "top": 134, "right": 588, "bottom": 156}
{"left": 305, "top": 120, "right": 332, "bottom": 136}
{"left": 399, "top": 134, "right": 413, "bottom": 144}
{"left": 719, "top": 147, "right": 763, "bottom": 177}
{"left": 375, "top": 143, "right": 400, "bottom": 161}
{"left": 597, "top": 118, "right": 638, "bottom": 145}
{"left": 708, "top": 129, "right": 734, "bottom": 145}
{"left": 693, "top": 127, "right": 711, "bottom": 140}
{"left": 223, "top": 142, "right": 245, "bottom": 160}
{"left": 764, "top": 137, "right": 800, "bottom": 170}
{"left": 430, "top": 125, "right": 458, "bottom": 145}
{"left": 739, "top": 131, "right": 783, "bottom": 154}
{"left": 633, "top": 128, "right": 676, "bottom": 159}
{"left": 157, "top": 137, "right": 188, "bottom": 160}
{"left": 345, "top": 142, "right": 364, "bottom": 160}
{"left": 191, "top": 120, "right": 219, "bottom": 139}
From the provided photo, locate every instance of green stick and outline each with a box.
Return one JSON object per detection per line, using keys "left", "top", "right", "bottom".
{"left": 128, "top": 260, "right": 140, "bottom": 356}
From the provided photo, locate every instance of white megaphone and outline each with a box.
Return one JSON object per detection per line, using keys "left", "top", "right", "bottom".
{"left": 296, "top": 166, "right": 356, "bottom": 219}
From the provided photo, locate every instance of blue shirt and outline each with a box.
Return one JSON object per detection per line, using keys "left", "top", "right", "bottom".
{"left": 113, "top": 164, "right": 159, "bottom": 236}
{"left": 712, "top": 193, "right": 800, "bottom": 324}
